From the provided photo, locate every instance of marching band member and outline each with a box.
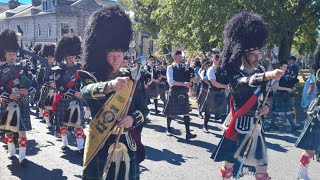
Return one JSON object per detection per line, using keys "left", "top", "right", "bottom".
{"left": 52, "top": 34, "right": 85, "bottom": 153}
{"left": 163, "top": 50, "right": 197, "bottom": 140}
{"left": 0, "top": 29, "right": 36, "bottom": 165}
{"left": 196, "top": 59, "right": 212, "bottom": 132}
{"left": 145, "top": 55, "right": 161, "bottom": 114}
{"left": 295, "top": 44, "right": 320, "bottom": 180}
{"left": 79, "top": 5, "right": 146, "bottom": 179}
{"left": 37, "top": 44, "right": 56, "bottom": 129}
{"left": 210, "top": 12, "right": 283, "bottom": 180}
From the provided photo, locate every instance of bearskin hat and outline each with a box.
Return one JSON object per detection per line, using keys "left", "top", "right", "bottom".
{"left": 39, "top": 44, "right": 55, "bottom": 58}
{"left": 83, "top": 4, "right": 133, "bottom": 80}
{"left": 220, "top": 12, "right": 268, "bottom": 70}
{"left": 0, "top": 29, "right": 19, "bottom": 52}
{"left": 33, "top": 43, "right": 43, "bottom": 55}
{"left": 55, "top": 34, "right": 81, "bottom": 62}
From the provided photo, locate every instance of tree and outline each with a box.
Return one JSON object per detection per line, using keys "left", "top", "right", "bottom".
{"left": 124, "top": 0, "right": 320, "bottom": 59}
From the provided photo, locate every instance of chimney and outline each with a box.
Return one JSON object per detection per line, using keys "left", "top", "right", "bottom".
{"left": 32, "top": 0, "right": 41, "bottom": 6}
{"left": 8, "top": 0, "right": 20, "bottom": 10}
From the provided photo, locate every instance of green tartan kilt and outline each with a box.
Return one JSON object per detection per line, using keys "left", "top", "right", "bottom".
{"left": 0, "top": 102, "right": 31, "bottom": 131}
{"left": 38, "top": 90, "right": 49, "bottom": 109}
{"left": 54, "top": 98, "right": 84, "bottom": 127}
{"left": 197, "top": 88, "right": 227, "bottom": 114}
{"left": 272, "top": 91, "right": 293, "bottom": 113}
{"left": 82, "top": 135, "right": 139, "bottom": 180}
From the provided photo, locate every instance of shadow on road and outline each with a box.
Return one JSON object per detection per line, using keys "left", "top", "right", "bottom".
{"left": 265, "top": 133, "right": 298, "bottom": 144}
{"left": 145, "top": 146, "right": 186, "bottom": 165}
{"left": 139, "top": 165, "right": 149, "bottom": 174}
{"left": 266, "top": 141, "right": 289, "bottom": 152}
{"left": 7, "top": 160, "right": 68, "bottom": 179}
{"left": 60, "top": 148, "right": 83, "bottom": 166}
{"left": 175, "top": 136, "right": 217, "bottom": 153}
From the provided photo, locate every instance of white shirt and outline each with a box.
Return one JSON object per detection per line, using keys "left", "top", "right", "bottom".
{"left": 199, "top": 68, "right": 208, "bottom": 80}
{"left": 167, "top": 63, "right": 186, "bottom": 86}
{"left": 207, "top": 66, "right": 216, "bottom": 80}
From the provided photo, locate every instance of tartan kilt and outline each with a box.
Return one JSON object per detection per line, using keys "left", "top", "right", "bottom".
{"left": 54, "top": 97, "right": 84, "bottom": 127}
{"left": 295, "top": 98, "right": 320, "bottom": 151}
{"left": 163, "top": 87, "right": 190, "bottom": 116}
{"left": 212, "top": 117, "right": 267, "bottom": 167}
{"left": 0, "top": 102, "right": 32, "bottom": 131}
{"left": 198, "top": 89, "right": 227, "bottom": 114}
{"left": 34, "top": 88, "right": 41, "bottom": 104}
{"left": 146, "top": 82, "right": 158, "bottom": 99}
{"left": 38, "top": 89, "right": 49, "bottom": 109}
{"left": 158, "top": 81, "right": 167, "bottom": 95}
{"left": 197, "top": 87, "right": 207, "bottom": 111}
{"left": 272, "top": 91, "right": 293, "bottom": 113}
{"left": 82, "top": 134, "right": 139, "bottom": 180}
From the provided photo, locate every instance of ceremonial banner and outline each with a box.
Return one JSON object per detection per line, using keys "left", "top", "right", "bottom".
{"left": 83, "top": 80, "right": 133, "bottom": 169}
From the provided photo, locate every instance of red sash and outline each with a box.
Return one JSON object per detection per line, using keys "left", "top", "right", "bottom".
{"left": 225, "top": 88, "right": 261, "bottom": 141}
{"left": 51, "top": 72, "right": 79, "bottom": 112}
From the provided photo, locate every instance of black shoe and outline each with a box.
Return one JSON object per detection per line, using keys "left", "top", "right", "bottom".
{"left": 202, "top": 127, "right": 209, "bottom": 133}
{"left": 19, "top": 159, "right": 28, "bottom": 166}
{"left": 155, "top": 110, "right": 161, "bottom": 115}
{"left": 145, "top": 118, "right": 151, "bottom": 123}
{"left": 61, "top": 146, "right": 69, "bottom": 150}
{"left": 8, "top": 155, "right": 17, "bottom": 160}
{"left": 186, "top": 133, "right": 197, "bottom": 140}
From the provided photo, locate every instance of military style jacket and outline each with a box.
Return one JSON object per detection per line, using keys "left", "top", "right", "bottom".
{"left": 0, "top": 62, "right": 36, "bottom": 105}
{"left": 52, "top": 62, "right": 81, "bottom": 99}
{"left": 78, "top": 69, "right": 147, "bottom": 128}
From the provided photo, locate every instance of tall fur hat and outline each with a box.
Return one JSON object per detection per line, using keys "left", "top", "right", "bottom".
{"left": 83, "top": 4, "right": 133, "bottom": 80}
{"left": 220, "top": 12, "right": 268, "bottom": 69}
{"left": 0, "top": 29, "right": 19, "bottom": 52}
{"left": 33, "top": 43, "right": 43, "bottom": 55}
{"left": 39, "top": 44, "right": 55, "bottom": 58}
{"left": 55, "top": 34, "right": 81, "bottom": 62}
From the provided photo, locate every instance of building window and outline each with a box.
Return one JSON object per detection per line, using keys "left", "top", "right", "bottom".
{"left": 61, "top": 23, "right": 69, "bottom": 36}
{"left": 48, "top": 23, "right": 52, "bottom": 37}
{"left": 38, "top": 24, "right": 41, "bottom": 37}
{"left": 42, "top": 2, "right": 45, "bottom": 10}
{"left": 26, "top": 22, "right": 29, "bottom": 33}
{"left": 52, "top": 0, "right": 55, "bottom": 5}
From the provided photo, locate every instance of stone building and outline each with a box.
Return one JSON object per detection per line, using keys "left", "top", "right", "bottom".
{"left": 0, "top": 0, "right": 115, "bottom": 48}
{"left": 0, "top": 0, "right": 153, "bottom": 60}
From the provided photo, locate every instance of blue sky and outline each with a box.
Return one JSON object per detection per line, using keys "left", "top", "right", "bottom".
{"left": 0, "top": 0, "right": 31, "bottom": 4}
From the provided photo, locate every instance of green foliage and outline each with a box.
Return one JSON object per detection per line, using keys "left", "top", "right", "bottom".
{"left": 125, "top": 0, "right": 320, "bottom": 57}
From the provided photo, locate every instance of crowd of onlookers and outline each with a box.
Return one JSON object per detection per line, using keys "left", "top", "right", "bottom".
{"left": 183, "top": 53, "right": 315, "bottom": 132}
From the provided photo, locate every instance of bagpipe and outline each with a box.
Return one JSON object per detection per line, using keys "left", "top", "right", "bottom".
{"left": 232, "top": 83, "right": 272, "bottom": 180}
{"left": 82, "top": 61, "right": 143, "bottom": 180}
{"left": 0, "top": 64, "right": 33, "bottom": 132}
{"left": 51, "top": 66, "right": 81, "bottom": 127}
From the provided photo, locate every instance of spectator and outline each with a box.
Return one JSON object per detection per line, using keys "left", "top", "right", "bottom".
{"left": 301, "top": 64, "right": 316, "bottom": 110}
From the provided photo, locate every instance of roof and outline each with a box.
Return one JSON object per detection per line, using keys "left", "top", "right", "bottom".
{"left": 0, "top": 3, "right": 9, "bottom": 13}
{"left": 0, "top": 4, "right": 32, "bottom": 19}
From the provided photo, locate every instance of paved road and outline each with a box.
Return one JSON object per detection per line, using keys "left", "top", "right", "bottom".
{"left": 0, "top": 102, "right": 319, "bottom": 180}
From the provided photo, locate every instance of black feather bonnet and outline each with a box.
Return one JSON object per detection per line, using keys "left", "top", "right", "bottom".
{"left": 83, "top": 4, "right": 133, "bottom": 80}
{"left": 55, "top": 34, "right": 81, "bottom": 62}
{"left": 220, "top": 12, "right": 269, "bottom": 70}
